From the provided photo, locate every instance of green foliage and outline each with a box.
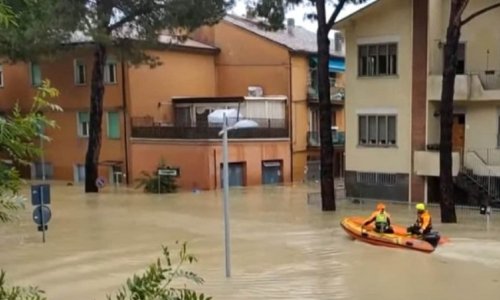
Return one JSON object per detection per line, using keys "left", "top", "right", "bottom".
{"left": 0, "top": 81, "right": 61, "bottom": 223}
{"left": 0, "top": 1, "right": 15, "bottom": 27}
{"left": 0, "top": 270, "right": 46, "bottom": 300}
{"left": 107, "top": 242, "right": 211, "bottom": 300}
{"left": 246, "top": 0, "right": 367, "bottom": 30}
{"left": 0, "top": 0, "right": 77, "bottom": 62}
{"left": 135, "top": 159, "right": 178, "bottom": 194}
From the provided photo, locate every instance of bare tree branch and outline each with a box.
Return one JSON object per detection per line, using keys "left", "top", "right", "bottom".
{"left": 461, "top": 2, "right": 500, "bottom": 26}
{"left": 453, "top": 0, "right": 469, "bottom": 25}
{"left": 326, "top": 0, "right": 347, "bottom": 30}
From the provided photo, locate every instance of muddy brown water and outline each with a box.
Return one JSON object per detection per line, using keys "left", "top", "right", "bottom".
{"left": 1, "top": 183, "right": 500, "bottom": 300}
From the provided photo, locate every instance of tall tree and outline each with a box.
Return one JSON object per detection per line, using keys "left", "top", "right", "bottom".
{"left": 439, "top": 0, "right": 500, "bottom": 223}
{"left": 247, "top": 0, "right": 366, "bottom": 211}
{"left": 0, "top": 0, "right": 234, "bottom": 193}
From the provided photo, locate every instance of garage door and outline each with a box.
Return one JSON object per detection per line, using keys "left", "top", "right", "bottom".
{"left": 220, "top": 162, "right": 245, "bottom": 187}
{"left": 262, "top": 160, "right": 283, "bottom": 185}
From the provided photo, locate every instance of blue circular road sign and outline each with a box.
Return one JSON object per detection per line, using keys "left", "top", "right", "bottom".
{"left": 32, "top": 205, "right": 52, "bottom": 226}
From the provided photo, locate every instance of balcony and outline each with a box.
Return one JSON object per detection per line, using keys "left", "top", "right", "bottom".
{"left": 307, "top": 131, "right": 345, "bottom": 147}
{"left": 428, "top": 71, "right": 500, "bottom": 101}
{"left": 413, "top": 148, "right": 460, "bottom": 177}
{"left": 307, "top": 83, "right": 345, "bottom": 105}
{"left": 131, "top": 117, "right": 289, "bottom": 140}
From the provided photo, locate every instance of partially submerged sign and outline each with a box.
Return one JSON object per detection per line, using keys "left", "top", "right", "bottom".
{"left": 31, "top": 184, "right": 52, "bottom": 243}
{"left": 157, "top": 167, "right": 180, "bottom": 177}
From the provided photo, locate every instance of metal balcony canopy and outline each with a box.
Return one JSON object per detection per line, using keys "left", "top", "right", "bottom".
{"left": 310, "top": 57, "right": 345, "bottom": 73}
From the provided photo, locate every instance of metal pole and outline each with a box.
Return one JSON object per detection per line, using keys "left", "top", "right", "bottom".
{"left": 40, "top": 185, "right": 46, "bottom": 243}
{"left": 222, "top": 113, "right": 231, "bottom": 278}
{"left": 39, "top": 125, "right": 46, "bottom": 181}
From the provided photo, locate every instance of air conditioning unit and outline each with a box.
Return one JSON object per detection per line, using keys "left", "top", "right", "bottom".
{"left": 248, "top": 86, "right": 264, "bottom": 97}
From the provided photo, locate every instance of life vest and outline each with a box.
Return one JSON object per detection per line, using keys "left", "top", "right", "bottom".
{"left": 416, "top": 210, "right": 432, "bottom": 230}
{"left": 375, "top": 212, "right": 388, "bottom": 224}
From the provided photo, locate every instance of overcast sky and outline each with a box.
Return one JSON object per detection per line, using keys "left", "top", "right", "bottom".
{"left": 230, "top": 0, "right": 376, "bottom": 32}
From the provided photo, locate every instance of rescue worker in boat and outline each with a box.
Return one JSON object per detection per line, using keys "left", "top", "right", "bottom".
{"left": 407, "top": 203, "right": 432, "bottom": 235}
{"left": 362, "top": 203, "right": 394, "bottom": 234}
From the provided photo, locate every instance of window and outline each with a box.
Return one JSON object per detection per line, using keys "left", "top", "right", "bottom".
{"left": 0, "top": 64, "right": 4, "bottom": 87}
{"left": 104, "top": 60, "right": 117, "bottom": 84}
{"left": 443, "top": 43, "right": 465, "bottom": 74}
{"left": 107, "top": 111, "right": 120, "bottom": 139}
{"left": 357, "top": 172, "right": 397, "bottom": 186}
{"left": 30, "top": 62, "right": 42, "bottom": 86}
{"left": 358, "top": 115, "right": 397, "bottom": 146}
{"left": 74, "top": 60, "right": 86, "bottom": 85}
{"left": 33, "top": 162, "right": 53, "bottom": 180}
{"left": 358, "top": 43, "right": 397, "bottom": 76}
{"left": 77, "top": 112, "right": 89, "bottom": 137}
{"left": 334, "top": 32, "right": 344, "bottom": 53}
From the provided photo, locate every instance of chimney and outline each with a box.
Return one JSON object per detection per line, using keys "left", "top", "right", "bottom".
{"left": 287, "top": 18, "right": 295, "bottom": 34}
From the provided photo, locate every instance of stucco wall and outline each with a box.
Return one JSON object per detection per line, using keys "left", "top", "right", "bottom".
{"left": 128, "top": 50, "right": 216, "bottom": 122}
{"left": 343, "top": 0, "right": 413, "bottom": 174}
{"left": 130, "top": 139, "right": 291, "bottom": 190}
{"left": 213, "top": 21, "right": 290, "bottom": 97}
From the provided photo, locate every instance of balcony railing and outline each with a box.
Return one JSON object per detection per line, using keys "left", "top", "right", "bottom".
{"left": 308, "top": 84, "right": 345, "bottom": 103}
{"left": 131, "top": 117, "right": 289, "bottom": 139}
{"left": 307, "top": 131, "right": 345, "bottom": 147}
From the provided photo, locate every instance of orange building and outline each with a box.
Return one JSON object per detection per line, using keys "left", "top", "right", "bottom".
{"left": 192, "top": 15, "right": 346, "bottom": 181}
{"left": 1, "top": 15, "right": 346, "bottom": 190}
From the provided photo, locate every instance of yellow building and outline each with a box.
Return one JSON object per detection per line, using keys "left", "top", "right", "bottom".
{"left": 336, "top": 0, "right": 500, "bottom": 205}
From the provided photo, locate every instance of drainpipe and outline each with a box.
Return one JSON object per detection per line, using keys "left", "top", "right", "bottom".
{"left": 288, "top": 53, "right": 294, "bottom": 182}
{"left": 120, "top": 53, "right": 130, "bottom": 185}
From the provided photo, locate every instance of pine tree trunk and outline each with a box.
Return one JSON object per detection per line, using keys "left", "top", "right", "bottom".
{"left": 439, "top": 2, "right": 462, "bottom": 223}
{"left": 85, "top": 43, "right": 107, "bottom": 193}
{"left": 317, "top": 17, "right": 335, "bottom": 211}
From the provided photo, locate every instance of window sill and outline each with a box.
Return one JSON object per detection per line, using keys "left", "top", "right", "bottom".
{"left": 107, "top": 137, "right": 121, "bottom": 140}
{"left": 357, "top": 144, "right": 398, "bottom": 149}
{"left": 357, "top": 75, "right": 399, "bottom": 79}
{"left": 105, "top": 82, "right": 118, "bottom": 85}
{"left": 75, "top": 83, "right": 87, "bottom": 86}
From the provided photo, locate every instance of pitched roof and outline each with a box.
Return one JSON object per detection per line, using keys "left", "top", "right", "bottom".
{"left": 224, "top": 15, "right": 344, "bottom": 57}
{"left": 67, "top": 30, "right": 218, "bottom": 52}
{"left": 334, "top": 0, "right": 381, "bottom": 29}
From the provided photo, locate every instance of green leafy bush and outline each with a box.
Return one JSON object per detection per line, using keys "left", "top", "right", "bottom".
{"left": 135, "top": 159, "right": 178, "bottom": 194}
{"left": 0, "top": 80, "right": 61, "bottom": 223}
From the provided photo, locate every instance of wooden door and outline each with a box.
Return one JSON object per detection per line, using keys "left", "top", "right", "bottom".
{"left": 452, "top": 114, "right": 465, "bottom": 154}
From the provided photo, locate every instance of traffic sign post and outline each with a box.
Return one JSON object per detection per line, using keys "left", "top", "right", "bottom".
{"left": 157, "top": 167, "right": 180, "bottom": 194}
{"left": 31, "top": 184, "right": 52, "bottom": 243}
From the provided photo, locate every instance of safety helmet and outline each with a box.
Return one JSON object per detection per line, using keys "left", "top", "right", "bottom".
{"left": 416, "top": 203, "right": 426, "bottom": 211}
{"left": 376, "top": 203, "right": 386, "bottom": 210}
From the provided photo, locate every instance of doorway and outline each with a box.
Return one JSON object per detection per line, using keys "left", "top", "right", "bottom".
{"left": 220, "top": 162, "right": 246, "bottom": 187}
{"left": 261, "top": 160, "right": 283, "bottom": 185}
{"left": 452, "top": 113, "right": 465, "bottom": 162}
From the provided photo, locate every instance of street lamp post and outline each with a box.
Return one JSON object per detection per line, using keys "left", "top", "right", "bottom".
{"left": 214, "top": 110, "right": 259, "bottom": 279}
{"left": 220, "top": 113, "right": 231, "bottom": 278}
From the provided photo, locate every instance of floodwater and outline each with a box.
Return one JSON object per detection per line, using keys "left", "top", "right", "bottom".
{"left": 1, "top": 183, "right": 500, "bottom": 300}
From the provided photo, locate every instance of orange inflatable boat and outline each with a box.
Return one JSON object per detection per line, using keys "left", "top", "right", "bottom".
{"left": 340, "top": 216, "right": 448, "bottom": 253}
